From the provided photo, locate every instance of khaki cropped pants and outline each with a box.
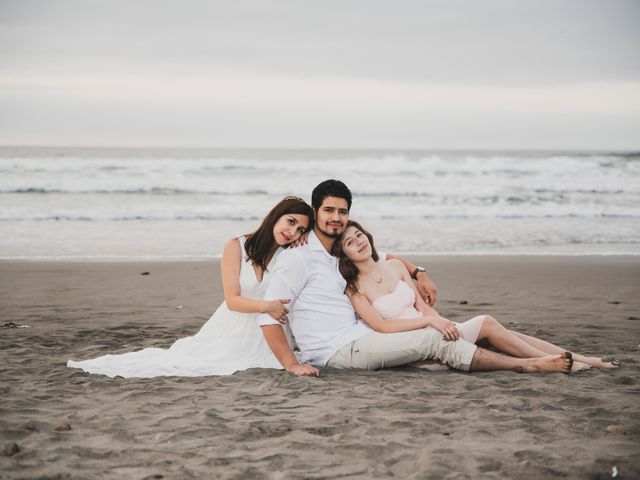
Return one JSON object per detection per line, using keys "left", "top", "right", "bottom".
{"left": 327, "top": 327, "right": 477, "bottom": 371}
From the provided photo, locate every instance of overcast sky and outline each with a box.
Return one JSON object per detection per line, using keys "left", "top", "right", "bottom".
{"left": 1, "top": 0, "right": 639, "bottom": 150}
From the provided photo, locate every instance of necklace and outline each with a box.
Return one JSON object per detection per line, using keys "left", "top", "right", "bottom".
{"left": 372, "top": 264, "right": 384, "bottom": 284}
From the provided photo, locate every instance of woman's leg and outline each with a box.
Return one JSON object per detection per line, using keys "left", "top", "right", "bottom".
{"left": 512, "top": 331, "right": 618, "bottom": 369}
{"left": 475, "top": 316, "right": 592, "bottom": 371}
{"left": 476, "top": 315, "right": 551, "bottom": 357}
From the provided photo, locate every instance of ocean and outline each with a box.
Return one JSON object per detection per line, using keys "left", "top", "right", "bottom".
{"left": 1, "top": 146, "right": 639, "bottom": 259}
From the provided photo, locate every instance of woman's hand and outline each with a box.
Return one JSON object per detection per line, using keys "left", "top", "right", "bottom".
{"left": 429, "top": 316, "right": 460, "bottom": 342}
{"left": 289, "top": 231, "right": 309, "bottom": 249}
{"left": 264, "top": 299, "right": 290, "bottom": 324}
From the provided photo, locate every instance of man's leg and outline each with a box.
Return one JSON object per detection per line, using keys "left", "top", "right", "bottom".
{"left": 328, "top": 327, "right": 476, "bottom": 371}
{"left": 419, "top": 327, "right": 571, "bottom": 373}
{"left": 327, "top": 327, "right": 572, "bottom": 373}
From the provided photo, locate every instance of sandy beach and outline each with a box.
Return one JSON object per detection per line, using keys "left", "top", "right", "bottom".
{"left": 1, "top": 256, "right": 639, "bottom": 479}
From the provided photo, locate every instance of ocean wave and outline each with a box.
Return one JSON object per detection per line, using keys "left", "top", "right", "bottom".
{"left": 3, "top": 212, "right": 638, "bottom": 222}
{"left": 533, "top": 188, "right": 626, "bottom": 194}
{"left": 1, "top": 147, "right": 639, "bottom": 257}
{"left": 354, "top": 191, "right": 435, "bottom": 198}
{"left": 0, "top": 214, "right": 263, "bottom": 222}
{"left": 6, "top": 187, "right": 631, "bottom": 198}
{"left": 0, "top": 187, "right": 270, "bottom": 195}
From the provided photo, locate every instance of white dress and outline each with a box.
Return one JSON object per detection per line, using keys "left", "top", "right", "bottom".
{"left": 67, "top": 236, "right": 284, "bottom": 378}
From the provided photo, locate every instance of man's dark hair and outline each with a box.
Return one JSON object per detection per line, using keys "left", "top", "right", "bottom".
{"left": 311, "top": 179, "right": 352, "bottom": 211}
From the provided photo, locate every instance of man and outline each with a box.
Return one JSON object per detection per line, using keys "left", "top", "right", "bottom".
{"left": 258, "top": 180, "right": 572, "bottom": 377}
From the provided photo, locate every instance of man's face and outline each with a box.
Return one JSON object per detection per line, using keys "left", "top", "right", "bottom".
{"left": 315, "top": 196, "right": 349, "bottom": 238}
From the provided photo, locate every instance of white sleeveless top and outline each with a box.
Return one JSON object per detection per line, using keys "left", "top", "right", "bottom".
{"left": 237, "top": 235, "right": 280, "bottom": 299}
{"left": 371, "top": 278, "right": 485, "bottom": 346}
{"left": 372, "top": 280, "right": 421, "bottom": 320}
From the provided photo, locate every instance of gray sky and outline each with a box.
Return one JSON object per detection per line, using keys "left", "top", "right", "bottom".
{"left": 1, "top": 0, "right": 639, "bottom": 149}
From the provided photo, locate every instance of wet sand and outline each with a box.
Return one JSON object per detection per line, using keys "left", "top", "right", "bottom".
{"left": 1, "top": 256, "right": 639, "bottom": 479}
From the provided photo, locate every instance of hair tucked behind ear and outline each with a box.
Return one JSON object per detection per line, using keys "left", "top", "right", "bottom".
{"left": 331, "top": 220, "right": 379, "bottom": 295}
{"left": 245, "top": 196, "right": 313, "bottom": 271}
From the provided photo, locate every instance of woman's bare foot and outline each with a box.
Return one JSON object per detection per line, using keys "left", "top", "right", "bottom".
{"left": 408, "top": 360, "right": 450, "bottom": 371}
{"left": 572, "top": 361, "right": 592, "bottom": 372}
{"left": 520, "top": 353, "right": 572, "bottom": 373}
{"left": 582, "top": 357, "right": 620, "bottom": 369}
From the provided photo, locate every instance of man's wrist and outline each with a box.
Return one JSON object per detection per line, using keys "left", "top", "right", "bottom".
{"left": 412, "top": 266, "right": 426, "bottom": 280}
{"left": 284, "top": 361, "right": 301, "bottom": 370}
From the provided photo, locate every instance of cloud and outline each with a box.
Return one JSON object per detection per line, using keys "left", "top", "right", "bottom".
{"left": 2, "top": 0, "right": 639, "bottom": 85}
{"left": 2, "top": 70, "right": 639, "bottom": 115}
{"left": 1, "top": 0, "right": 639, "bottom": 148}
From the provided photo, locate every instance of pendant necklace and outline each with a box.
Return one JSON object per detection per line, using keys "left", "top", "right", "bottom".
{"left": 375, "top": 265, "right": 383, "bottom": 284}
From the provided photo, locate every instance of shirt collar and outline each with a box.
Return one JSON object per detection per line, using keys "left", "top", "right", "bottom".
{"left": 309, "top": 230, "right": 335, "bottom": 258}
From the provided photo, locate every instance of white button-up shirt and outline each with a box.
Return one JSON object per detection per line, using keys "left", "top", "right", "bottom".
{"left": 258, "top": 230, "right": 374, "bottom": 366}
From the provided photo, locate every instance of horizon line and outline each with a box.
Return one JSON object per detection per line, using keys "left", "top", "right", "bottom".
{"left": 1, "top": 144, "right": 638, "bottom": 154}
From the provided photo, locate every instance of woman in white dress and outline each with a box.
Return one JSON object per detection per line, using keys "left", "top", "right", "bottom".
{"left": 67, "top": 196, "right": 314, "bottom": 378}
{"left": 332, "top": 220, "right": 619, "bottom": 372}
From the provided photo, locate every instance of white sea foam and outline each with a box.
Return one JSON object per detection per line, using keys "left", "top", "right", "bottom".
{"left": 0, "top": 147, "right": 638, "bottom": 258}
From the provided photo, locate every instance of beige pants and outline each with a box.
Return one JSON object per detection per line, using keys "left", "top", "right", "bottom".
{"left": 327, "top": 327, "right": 477, "bottom": 371}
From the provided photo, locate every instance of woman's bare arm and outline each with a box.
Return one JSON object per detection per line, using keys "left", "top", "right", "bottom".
{"left": 221, "top": 238, "right": 288, "bottom": 319}
{"left": 389, "top": 260, "right": 459, "bottom": 341}
{"left": 349, "top": 291, "right": 435, "bottom": 333}
{"left": 386, "top": 253, "right": 438, "bottom": 305}
{"left": 394, "top": 260, "right": 440, "bottom": 317}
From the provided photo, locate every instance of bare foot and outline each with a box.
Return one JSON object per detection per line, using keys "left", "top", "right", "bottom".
{"left": 572, "top": 361, "right": 592, "bottom": 372}
{"left": 520, "top": 354, "right": 572, "bottom": 373}
{"left": 584, "top": 357, "right": 620, "bottom": 369}
{"left": 408, "top": 360, "right": 450, "bottom": 371}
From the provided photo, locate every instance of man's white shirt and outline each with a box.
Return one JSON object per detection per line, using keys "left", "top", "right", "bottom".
{"left": 258, "top": 230, "right": 385, "bottom": 366}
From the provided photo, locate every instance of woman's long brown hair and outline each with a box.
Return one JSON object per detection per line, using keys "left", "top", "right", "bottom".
{"left": 244, "top": 196, "right": 313, "bottom": 271}
{"left": 331, "top": 220, "right": 379, "bottom": 295}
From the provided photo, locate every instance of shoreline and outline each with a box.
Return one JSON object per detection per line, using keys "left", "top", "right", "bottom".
{"left": 2, "top": 251, "right": 640, "bottom": 262}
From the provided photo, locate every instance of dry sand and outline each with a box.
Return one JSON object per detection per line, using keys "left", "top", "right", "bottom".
{"left": 1, "top": 256, "right": 639, "bottom": 479}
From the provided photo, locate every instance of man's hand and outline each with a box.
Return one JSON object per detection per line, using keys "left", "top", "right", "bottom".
{"left": 286, "top": 363, "right": 320, "bottom": 377}
{"left": 416, "top": 271, "right": 438, "bottom": 306}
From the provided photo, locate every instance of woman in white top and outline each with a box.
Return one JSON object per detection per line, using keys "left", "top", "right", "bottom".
{"left": 67, "top": 196, "right": 315, "bottom": 378}
{"left": 332, "top": 220, "right": 619, "bottom": 372}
